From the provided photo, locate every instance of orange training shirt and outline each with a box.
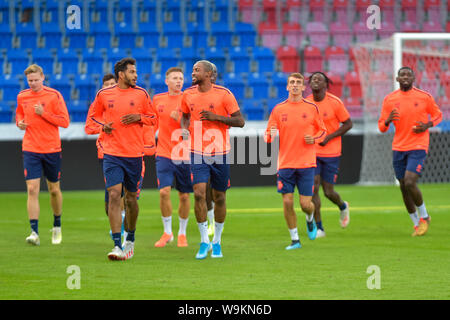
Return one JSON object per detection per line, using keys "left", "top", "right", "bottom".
{"left": 90, "top": 85, "right": 157, "bottom": 158}
{"left": 306, "top": 92, "right": 350, "bottom": 157}
{"left": 378, "top": 87, "right": 442, "bottom": 152}
{"left": 265, "top": 98, "right": 326, "bottom": 170}
{"left": 85, "top": 101, "right": 105, "bottom": 159}
{"left": 16, "top": 86, "right": 70, "bottom": 153}
{"left": 181, "top": 85, "right": 240, "bottom": 156}
{"left": 153, "top": 92, "right": 189, "bottom": 160}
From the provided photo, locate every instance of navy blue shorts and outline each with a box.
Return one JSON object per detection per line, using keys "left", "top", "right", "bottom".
{"left": 99, "top": 158, "right": 124, "bottom": 202}
{"left": 23, "top": 151, "right": 61, "bottom": 182}
{"left": 277, "top": 167, "right": 315, "bottom": 196}
{"left": 393, "top": 150, "right": 427, "bottom": 180}
{"left": 315, "top": 156, "right": 340, "bottom": 184}
{"left": 190, "top": 153, "right": 230, "bottom": 192}
{"left": 103, "top": 154, "right": 143, "bottom": 192}
{"left": 156, "top": 156, "right": 193, "bottom": 193}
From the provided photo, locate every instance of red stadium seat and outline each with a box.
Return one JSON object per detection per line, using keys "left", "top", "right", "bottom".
{"left": 333, "top": 0, "right": 349, "bottom": 24}
{"left": 306, "top": 22, "right": 329, "bottom": 50}
{"left": 378, "top": 21, "right": 396, "bottom": 40}
{"left": 263, "top": 0, "right": 278, "bottom": 24}
{"left": 327, "top": 72, "right": 344, "bottom": 97}
{"left": 282, "top": 22, "right": 304, "bottom": 49}
{"left": 258, "top": 21, "right": 282, "bottom": 49}
{"left": 239, "top": 0, "right": 262, "bottom": 24}
{"left": 353, "top": 21, "right": 377, "bottom": 44}
{"left": 402, "top": 0, "right": 419, "bottom": 24}
{"left": 284, "top": 0, "right": 302, "bottom": 23}
{"left": 276, "top": 46, "right": 300, "bottom": 73}
{"left": 379, "top": 0, "right": 395, "bottom": 23}
{"left": 325, "top": 46, "right": 349, "bottom": 75}
{"left": 309, "top": 0, "right": 327, "bottom": 23}
{"left": 343, "top": 97, "right": 363, "bottom": 119}
{"left": 330, "top": 21, "right": 352, "bottom": 50}
{"left": 440, "top": 71, "right": 450, "bottom": 98}
{"left": 355, "top": 0, "right": 372, "bottom": 21}
{"left": 303, "top": 46, "right": 323, "bottom": 74}
{"left": 424, "top": 0, "right": 440, "bottom": 21}
{"left": 345, "top": 71, "right": 362, "bottom": 99}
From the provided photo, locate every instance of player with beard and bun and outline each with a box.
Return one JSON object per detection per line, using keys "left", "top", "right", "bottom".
{"left": 90, "top": 58, "right": 157, "bottom": 260}
{"left": 181, "top": 60, "right": 245, "bottom": 259}
{"left": 378, "top": 67, "right": 442, "bottom": 237}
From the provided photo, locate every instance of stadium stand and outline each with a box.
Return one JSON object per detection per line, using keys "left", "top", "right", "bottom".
{"left": 0, "top": 0, "right": 447, "bottom": 123}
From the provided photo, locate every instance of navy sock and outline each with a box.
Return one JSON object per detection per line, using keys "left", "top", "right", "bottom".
{"left": 126, "top": 230, "right": 135, "bottom": 242}
{"left": 30, "top": 219, "right": 38, "bottom": 234}
{"left": 53, "top": 215, "right": 61, "bottom": 227}
{"left": 316, "top": 221, "right": 323, "bottom": 231}
{"left": 112, "top": 232, "right": 122, "bottom": 249}
{"left": 339, "top": 202, "right": 347, "bottom": 211}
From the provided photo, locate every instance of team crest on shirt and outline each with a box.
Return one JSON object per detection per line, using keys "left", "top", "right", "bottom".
{"left": 323, "top": 112, "right": 328, "bottom": 118}
{"left": 158, "top": 105, "right": 164, "bottom": 113}
{"left": 414, "top": 102, "right": 419, "bottom": 107}
{"left": 209, "top": 104, "right": 215, "bottom": 111}
{"left": 302, "top": 113, "right": 308, "bottom": 119}
{"left": 130, "top": 100, "right": 135, "bottom": 107}
{"left": 281, "top": 113, "right": 288, "bottom": 122}
{"left": 190, "top": 104, "right": 194, "bottom": 112}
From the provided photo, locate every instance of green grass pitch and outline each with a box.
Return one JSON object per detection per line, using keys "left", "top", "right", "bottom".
{"left": 0, "top": 184, "right": 449, "bottom": 300}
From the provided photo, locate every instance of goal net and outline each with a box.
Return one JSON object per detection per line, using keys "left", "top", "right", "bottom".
{"left": 352, "top": 33, "right": 450, "bottom": 184}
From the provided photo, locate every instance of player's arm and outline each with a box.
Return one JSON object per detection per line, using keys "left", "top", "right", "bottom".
{"left": 264, "top": 111, "right": 278, "bottom": 143}
{"left": 121, "top": 95, "right": 157, "bottom": 126}
{"left": 413, "top": 96, "right": 443, "bottom": 133}
{"left": 38, "top": 94, "right": 70, "bottom": 128}
{"left": 84, "top": 102, "right": 103, "bottom": 135}
{"left": 90, "top": 94, "right": 114, "bottom": 134}
{"left": 15, "top": 99, "right": 27, "bottom": 130}
{"left": 306, "top": 112, "right": 327, "bottom": 145}
{"left": 180, "top": 112, "right": 191, "bottom": 140}
{"left": 378, "top": 99, "right": 398, "bottom": 132}
{"left": 199, "top": 110, "right": 245, "bottom": 128}
{"left": 319, "top": 118, "right": 353, "bottom": 146}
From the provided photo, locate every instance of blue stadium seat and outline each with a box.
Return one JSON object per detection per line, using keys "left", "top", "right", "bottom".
{"left": 241, "top": 99, "right": 265, "bottom": 120}
{"left": 67, "top": 100, "right": 89, "bottom": 122}
{"left": 229, "top": 46, "right": 250, "bottom": 74}
{"left": 163, "top": 22, "right": 184, "bottom": 48}
{"left": 141, "top": 0, "right": 157, "bottom": 23}
{"left": 57, "top": 49, "right": 79, "bottom": 75}
{"left": 49, "top": 74, "right": 72, "bottom": 101}
{"left": 186, "top": 23, "right": 208, "bottom": 49}
{"left": 16, "top": 22, "right": 38, "bottom": 49}
{"left": 7, "top": 49, "right": 29, "bottom": 75}
{"left": 41, "top": 22, "right": 62, "bottom": 48}
{"left": 210, "top": 22, "right": 233, "bottom": 48}
{"left": 213, "top": 0, "right": 235, "bottom": 23}
{"left": 32, "top": 49, "right": 55, "bottom": 74}
{"left": 223, "top": 73, "right": 245, "bottom": 101}
{"left": 204, "top": 47, "right": 226, "bottom": 74}
{"left": 0, "top": 23, "right": 12, "bottom": 49}
{"left": 131, "top": 48, "right": 153, "bottom": 75}
{"left": 21, "top": 0, "right": 35, "bottom": 9}
{"left": 267, "top": 98, "right": 283, "bottom": 115}
{"left": 156, "top": 48, "right": 179, "bottom": 74}
{"left": 107, "top": 48, "right": 129, "bottom": 69}
{"left": 117, "top": 0, "right": 133, "bottom": 22}
{"left": 150, "top": 73, "right": 167, "bottom": 95}
{"left": 91, "top": 22, "right": 111, "bottom": 48}
{"left": 44, "top": 0, "right": 62, "bottom": 23}
{"left": 248, "top": 73, "right": 270, "bottom": 99}
{"left": 272, "top": 72, "right": 288, "bottom": 99}
{"left": 166, "top": 0, "right": 182, "bottom": 23}
{"left": 190, "top": 0, "right": 207, "bottom": 23}
{"left": 180, "top": 47, "right": 198, "bottom": 72}
{"left": 253, "top": 47, "right": 275, "bottom": 73}
{"left": 0, "top": 101, "right": 12, "bottom": 123}
{"left": 139, "top": 22, "right": 160, "bottom": 48}
{"left": 66, "top": 28, "right": 88, "bottom": 49}
{"left": 235, "top": 22, "right": 257, "bottom": 47}
{"left": 115, "top": 22, "right": 137, "bottom": 48}
{"left": 93, "top": 0, "right": 109, "bottom": 23}
{"left": 0, "top": 75, "right": 22, "bottom": 101}
{"left": 82, "top": 48, "right": 104, "bottom": 75}
{"left": 0, "top": 0, "right": 11, "bottom": 24}
{"left": 75, "top": 75, "right": 98, "bottom": 101}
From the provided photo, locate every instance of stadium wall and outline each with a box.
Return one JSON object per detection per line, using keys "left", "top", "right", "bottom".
{"left": 0, "top": 135, "right": 363, "bottom": 192}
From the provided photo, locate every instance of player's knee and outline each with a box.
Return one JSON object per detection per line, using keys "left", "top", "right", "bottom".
{"left": 283, "top": 197, "right": 294, "bottom": 209}
{"left": 212, "top": 192, "right": 226, "bottom": 207}
{"left": 194, "top": 190, "right": 206, "bottom": 203}
{"left": 159, "top": 187, "right": 171, "bottom": 200}
{"left": 300, "top": 199, "right": 312, "bottom": 212}
{"left": 403, "top": 178, "right": 416, "bottom": 190}
{"left": 179, "top": 192, "right": 190, "bottom": 203}
{"left": 27, "top": 184, "right": 39, "bottom": 197}
{"left": 108, "top": 189, "right": 122, "bottom": 202}
{"left": 323, "top": 188, "right": 335, "bottom": 199}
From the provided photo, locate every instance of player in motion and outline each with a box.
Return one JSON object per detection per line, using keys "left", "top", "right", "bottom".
{"left": 307, "top": 72, "right": 352, "bottom": 237}
{"left": 153, "top": 67, "right": 192, "bottom": 248}
{"left": 181, "top": 60, "right": 245, "bottom": 259}
{"left": 265, "top": 73, "right": 326, "bottom": 250}
{"left": 16, "top": 64, "right": 70, "bottom": 246}
{"left": 378, "top": 67, "right": 442, "bottom": 237}
{"left": 90, "top": 58, "right": 157, "bottom": 260}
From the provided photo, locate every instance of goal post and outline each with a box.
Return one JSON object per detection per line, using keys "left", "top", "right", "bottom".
{"left": 352, "top": 32, "right": 450, "bottom": 185}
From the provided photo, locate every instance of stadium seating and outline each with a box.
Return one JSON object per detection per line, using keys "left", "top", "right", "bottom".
{"left": 0, "top": 75, "right": 21, "bottom": 102}
{"left": 343, "top": 97, "right": 363, "bottom": 119}
{"left": 115, "top": 22, "right": 137, "bottom": 48}
{"left": 229, "top": 46, "right": 251, "bottom": 74}
{"left": 345, "top": 71, "right": 362, "bottom": 99}
{"left": 156, "top": 48, "right": 179, "bottom": 74}
{"left": 282, "top": 22, "right": 303, "bottom": 49}
{"left": 16, "top": 22, "right": 38, "bottom": 49}
{"left": 327, "top": 72, "right": 344, "bottom": 97}
{"left": 57, "top": 49, "right": 79, "bottom": 75}
{"left": 139, "top": 22, "right": 160, "bottom": 48}
{"left": 258, "top": 21, "right": 282, "bottom": 49}
{"left": 252, "top": 47, "right": 275, "bottom": 73}
{"left": 276, "top": 46, "right": 300, "bottom": 73}
{"left": 309, "top": 0, "right": 327, "bottom": 23}
{"left": 330, "top": 22, "right": 352, "bottom": 50}
{"left": 333, "top": 0, "right": 349, "bottom": 24}
{"left": 241, "top": 99, "right": 265, "bottom": 120}
{"left": 211, "top": 22, "right": 233, "bottom": 48}
{"left": 0, "top": 23, "right": 12, "bottom": 49}
{"left": 75, "top": 74, "right": 98, "bottom": 101}
{"left": 0, "top": 0, "right": 10, "bottom": 24}
{"left": 107, "top": 48, "right": 129, "bottom": 71}
{"left": 284, "top": 0, "right": 302, "bottom": 23}
{"left": 186, "top": 22, "right": 208, "bottom": 49}
{"left": 141, "top": 0, "right": 157, "bottom": 23}
{"left": 163, "top": 22, "right": 184, "bottom": 49}
{"left": 223, "top": 73, "right": 246, "bottom": 101}
{"left": 67, "top": 100, "right": 89, "bottom": 122}
{"left": 272, "top": 72, "right": 288, "bottom": 99}
{"left": 204, "top": 47, "right": 226, "bottom": 74}
{"left": 44, "top": 0, "right": 62, "bottom": 23}
{"left": 379, "top": 0, "right": 395, "bottom": 24}
{"left": 91, "top": 22, "right": 112, "bottom": 48}
{"left": 305, "top": 22, "right": 329, "bottom": 50}
{"left": 149, "top": 73, "right": 167, "bottom": 95}
{"left": 0, "top": 101, "right": 12, "bottom": 123}
{"left": 49, "top": 74, "right": 72, "bottom": 101}
{"left": 41, "top": 22, "right": 62, "bottom": 48}
{"left": 425, "top": 0, "right": 440, "bottom": 22}
{"left": 235, "top": 22, "right": 256, "bottom": 48}
{"left": 82, "top": 48, "right": 104, "bottom": 75}
{"left": 325, "top": 46, "right": 348, "bottom": 75}
{"left": 303, "top": 46, "right": 323, "bottom": 74}
{"left": 248, "top": 73, "right": 270, "bottom": 99}
{"left": 7, "top": 49, "right": 29, "bottom": 75}
{"left": 65, "top": 27, "right": 88, "bottom": 49}
{"left": 402, "top": 0, "right": 420, "bottom": 24}
{"left": 132, "top": 48, "right": 153, "bottom": 75}
{"left": 32, "top": 49, "right": 55, "bottom": 74}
